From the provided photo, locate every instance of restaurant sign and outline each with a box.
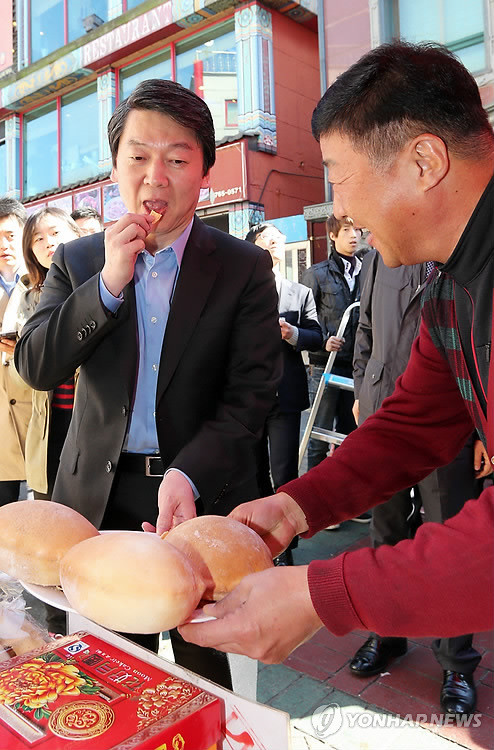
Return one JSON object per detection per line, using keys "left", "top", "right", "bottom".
{"left": 81, "top": 2, "right": 173, "bottom": 68}
{"left": 0, "top": 1, "right": 174, "bottom": 111}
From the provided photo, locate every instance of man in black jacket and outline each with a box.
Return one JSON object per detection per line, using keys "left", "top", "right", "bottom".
{"left": 16, "top": 79, "right": 282, "bottom": 690}
{"left": 301, "top": 214, "right": 362, "bottom": 470}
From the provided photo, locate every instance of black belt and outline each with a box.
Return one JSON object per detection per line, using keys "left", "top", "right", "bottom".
{"left": 119, "top": 453, "right": 164, "bottom": 477}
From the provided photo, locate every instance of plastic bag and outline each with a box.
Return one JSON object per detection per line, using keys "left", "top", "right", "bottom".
{"left": 0, "top": 572, "right": 25, "bottom": 611}
{"left": 0, "top": 573, "right": 52, "bottom": 662}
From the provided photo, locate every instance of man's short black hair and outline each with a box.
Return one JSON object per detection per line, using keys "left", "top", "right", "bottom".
{"left": 71, "top": 206, "right": 103, "bottom": 227}
{"left": 312, "top": 41, "right": 494, "bottom": 167}
{"left": 0, "top": 196, "right": 27, "bottom": 227}
{"left": 108, "top": 79, "right": 216, "bottom": 176}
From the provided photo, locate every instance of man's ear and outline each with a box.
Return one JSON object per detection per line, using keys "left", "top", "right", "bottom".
{"left": 329, "top": 231, "right": 337, "bottom": 243}
{"left": 413, "top": 135, "right": 449, "bottom": 191}
{"left": 110, "top": 165, "right": 118, "bottom": 183}
{"left": 201, "top": 171, "right": 211, "bottom": 189}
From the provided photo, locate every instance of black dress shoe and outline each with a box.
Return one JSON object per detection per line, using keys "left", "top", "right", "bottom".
{"left": 440, "top": 671, "right": 477, "bottom": 716}
{"left": 349, "top": 636, "right": 407, "bottom": 676}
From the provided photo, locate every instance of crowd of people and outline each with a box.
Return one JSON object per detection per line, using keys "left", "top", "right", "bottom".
{"left": 0, "top": 39, "right": 492, "bottom": 721}
{"left": 0, "top": 201, "right": 103, "bottom": 506}
{"left": 178, "top": 40, "right": 494, "bottom": 722}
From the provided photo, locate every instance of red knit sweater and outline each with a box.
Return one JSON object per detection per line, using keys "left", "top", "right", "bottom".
{"left": 281, "top": 320, "right": 494, "bottom": 638}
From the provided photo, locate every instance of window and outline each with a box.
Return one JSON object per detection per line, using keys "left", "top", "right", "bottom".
{"left": 125, "top": 0, "right": 144, "bottom": 9}
{"left": 61, "top": 84, "right": 99, "bottom": 185}
{"left": 119, "top": 22, "right": 239, "bottom": 138}
{"left": 23, "top": 82, "right": 102, "bottom": 198}
{"left": 176, "top": 22, "right": 238, "bottom": 141}
{"left": 386, "top": 0, "right": 486, "bottom": 73}
{"left": 0, "top": 122, "right": 6, "bottom": 196}
{"left": 29, "top": 0, "right": 110, "bottom": 63}
{"left": 68, "top": 1, "right": 109, "bottom": 44}
{"left": 30, "top": 0, "right": 64, "bottom": 63}
{"left": 120, "top": 49, "right": 172, "bottom": 100}
{"left": 225, "top": 99, "right": 238, "bottom": 128}
{"left": 23, "top": 103, "right": 58, "bottom": 197}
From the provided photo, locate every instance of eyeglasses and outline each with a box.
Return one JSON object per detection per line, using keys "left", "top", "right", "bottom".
{"left": 259, "top": 230, "right": 286, "bottom": 244}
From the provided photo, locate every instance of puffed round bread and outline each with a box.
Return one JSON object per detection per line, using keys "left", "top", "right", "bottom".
{"left": 0, "top": 500, "right": 99, "bottom": 586}
{"left": 163, "top": 515, "right": 274, "bottom": 601}
{"left": 60, "top": 532, "right": 203, "bottom": 633}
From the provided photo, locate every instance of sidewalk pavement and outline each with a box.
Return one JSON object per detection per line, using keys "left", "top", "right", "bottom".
{"left": 258, "top": 521, "right": 494, "bottom": 750}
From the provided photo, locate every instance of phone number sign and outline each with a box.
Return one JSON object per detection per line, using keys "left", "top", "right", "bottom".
{"left": 198, "top": 141, "right": 247, "bottom": 208}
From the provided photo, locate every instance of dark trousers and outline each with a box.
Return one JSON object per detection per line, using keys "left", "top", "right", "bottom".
{"left": 256, "top": 410, "right": 301, "bottom": 555}
{"left": 0, "top": 481, "right": 21, "bottom": 506}
{"left": 307, "top": 364, "right": 357, "bottom": 469}
{"left": 99, "top": 458, "right": 233, "bottom": 690}
{"left": 370, "top": 435, "right": 482, "bottom": 675}
{"left": 34, "top": 408, "right": 73, "bottom": 500}
{"left": 257, "top": 410, "right": 301, "bottom": 494}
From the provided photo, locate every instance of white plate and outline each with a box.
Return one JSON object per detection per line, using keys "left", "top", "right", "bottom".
{"left": 20, "top": 583, "right": 217, "bottom": 623}
{"left": 20, "top": 579, "right": 76, "bottom": 614}
{"left": 185, "top": 608, "right": 217, "bottom": 624}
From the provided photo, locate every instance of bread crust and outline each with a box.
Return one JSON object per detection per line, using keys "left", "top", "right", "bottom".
{"left": 0, "top": 500, "right": 99, "bottom": 586}
{"left": 164, "top": 515, "right": 273, "bottom": 601}
{"left": 60, "top": 532, "right": 203, "bottom": 633}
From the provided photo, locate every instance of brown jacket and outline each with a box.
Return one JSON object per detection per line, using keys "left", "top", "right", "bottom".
{"left": 0, "top": 277, "right": 33, "bottom": 480}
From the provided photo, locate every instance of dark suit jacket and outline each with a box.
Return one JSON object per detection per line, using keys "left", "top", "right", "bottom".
{"left": 301, "top": 249, "right": 361, "bottom": 369}
{"left": 277, "top": 277, "right": 323, "bottom": 412}
{"left": 353, "top": 253, "right": 428, "bottom": 424}
{"left": 16, "top": 217, "right": 282, "bottom": 526}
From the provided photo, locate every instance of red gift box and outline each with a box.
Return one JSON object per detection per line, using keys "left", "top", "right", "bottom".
{"left": 0, "top": 632, "right": 221, "bottom": 749}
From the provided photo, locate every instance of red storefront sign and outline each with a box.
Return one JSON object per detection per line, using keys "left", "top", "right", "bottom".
{"left": 198, "top": 141, "right": 247, "bottom": 208}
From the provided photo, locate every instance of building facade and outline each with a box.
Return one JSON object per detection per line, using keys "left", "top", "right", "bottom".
{"left": 2, "top": 1, "right": 494, "bottom": 269}
{"left": 306, "top": 0, "right": 494, "bottom": 265}
{"left": 0, "top": 0, "right": 325, "bottom": 243}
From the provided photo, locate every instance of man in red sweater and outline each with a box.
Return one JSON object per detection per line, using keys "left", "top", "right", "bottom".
{"left": 179, "top": 40, "right": 494, "bottom": 713}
